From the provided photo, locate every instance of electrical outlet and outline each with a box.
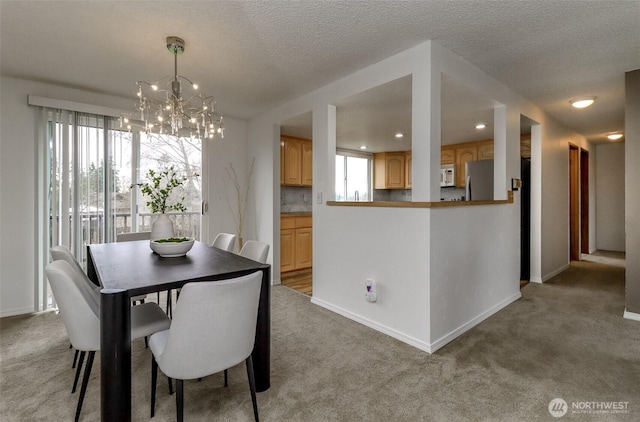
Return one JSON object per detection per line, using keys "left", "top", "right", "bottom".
{"left": 365, "top": 279, "right": 377, "bottom": 303}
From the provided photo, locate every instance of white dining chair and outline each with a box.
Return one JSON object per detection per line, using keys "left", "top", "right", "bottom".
{"left": 238, "top": 240, "right": 270, "bottom": 264}
{"left": 116, "top": 231, "right": 152, "bottom": 242}
{"left": 50, "top": 245, "right": 102, "bottom": 385}
{"left": 211, "top": 232, "right": 236, "bottom": 252}
{"left": 50, "top": 245, "right": 101, "bottom": 308}
{"left": 149, "top": 271, "right": 263, "bottom": 422}
{"left": 45, "top": 260, "right": 171, "bottom": 422}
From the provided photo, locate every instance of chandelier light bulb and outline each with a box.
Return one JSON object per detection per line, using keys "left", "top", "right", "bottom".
{"left": 192, "top": 84, "right": 198, "bottom": 90}
{"left": 151, "top": 85, "right": 158, "bottom": 91}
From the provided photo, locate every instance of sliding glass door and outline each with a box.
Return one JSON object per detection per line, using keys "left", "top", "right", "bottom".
{"left": 43, "top": 108, "right": 202, "bottom": 309}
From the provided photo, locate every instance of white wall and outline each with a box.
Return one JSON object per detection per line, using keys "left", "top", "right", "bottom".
{"left": 0, "top": 76, "right": 249, "bottom": 317}
{"left": 248, "top": 40, "right": 590, "bottom": 352}
{"left": 596, "top": 143, "right": 625, "bottom": 252}
{"left": 203, "top": 117, "right": 251, "bottom": 250}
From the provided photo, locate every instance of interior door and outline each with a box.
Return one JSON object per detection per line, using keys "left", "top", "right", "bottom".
{"left": 569, "top": 144, "right": 580, "bottom": 261}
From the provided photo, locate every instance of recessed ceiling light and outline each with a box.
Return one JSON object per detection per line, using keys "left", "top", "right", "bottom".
{"left": 360, "top": 145, "right": 368, "bottom": 150}
{"left": 475, "top": 123, "right": 486, "bottom": 129}
{"left": 607, "top": 133, "right": 623, "bottom": 140}
{"left": 570, "top": 96, "right": 596, "bottom": 109}
{"left": 395, "top": 133, "right": 403, "bottom": 138}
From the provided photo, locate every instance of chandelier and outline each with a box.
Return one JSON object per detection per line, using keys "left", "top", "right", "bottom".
{"left": 121, "top": 36, "right": 224, "bottom": 139}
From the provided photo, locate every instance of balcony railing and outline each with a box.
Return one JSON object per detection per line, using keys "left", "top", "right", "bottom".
{"left": 51, "top": 212, "right": 201, "bottom": 246}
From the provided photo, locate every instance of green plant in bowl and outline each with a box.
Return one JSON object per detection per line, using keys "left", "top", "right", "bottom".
{"left": 154, "top": 237, "right": 191, "bottom": 243}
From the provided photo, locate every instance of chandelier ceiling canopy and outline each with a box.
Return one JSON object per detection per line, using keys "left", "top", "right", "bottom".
{"left": 121, "top": 36, "right": 224, "bottom": 139}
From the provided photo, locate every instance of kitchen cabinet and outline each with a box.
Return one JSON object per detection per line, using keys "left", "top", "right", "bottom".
{"left": 302, "top": 141, "right": 313, "bottom": 185}
{"left": 477, "top": 140, "right": 494, "bottom": 160}
{"left": 280, "top": 214, "right": 312, "bottom": 273}
{"left": 455, "top": 146, "right": 478, "bottom": 187}
{"left": 281, "top": 136, "right": 312, "bottom": 186}
{"left": 374, "top": 152, "right": 406, "bottom": 189}
{"left": 441, "top": 149, "right": 455, "bottom": 165}
{"left": 404, "top": 152, "right": 412, "bottom": 188}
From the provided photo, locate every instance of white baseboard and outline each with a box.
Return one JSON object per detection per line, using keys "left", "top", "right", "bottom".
{"left": 623, "top": 309, "right": 640, "bottom": 322}
{"left": 0, "top": 306, "right": 37, "bottom": 318}
{"left": 542, "top": 263, "right": 570, "bottom": 282}
{"left": 311, "top": 291, "right": 522, "bottom": 354}
{"left": 429, "top": 291, "right": 522, "bottom": 353}
{"left": 310, "top": 297, "right": 433, "bottom": 353}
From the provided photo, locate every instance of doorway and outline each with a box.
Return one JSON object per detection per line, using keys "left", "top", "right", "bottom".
{"left": 569, "top": 144, "right": 589, "bottom": 261}
{"left": 580, "top": 149, "right": 590, "bottom": 254}
{"left": 520, "top": 157, "right": 531, "bottom": 281}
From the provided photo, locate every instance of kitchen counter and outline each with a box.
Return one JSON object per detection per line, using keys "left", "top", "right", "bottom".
{"left": 327, "top": 191, "right": 513, "bottom": 208}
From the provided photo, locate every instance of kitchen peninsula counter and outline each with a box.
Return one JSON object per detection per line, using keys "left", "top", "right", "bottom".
{"left": 327, "top": 191, "right": 513, "bottom": 208}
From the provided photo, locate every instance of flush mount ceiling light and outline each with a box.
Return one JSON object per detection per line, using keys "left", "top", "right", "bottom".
{"left": 475, "top": 123, "right": 486, "bottom": 129}
{"left": 570, "top": 96, "right": 596, "bottom": 109}
{"left": 395, "top": 133, "right": 404, "bottom": 138}
{"left": 121, "top": 36, "right": 224, "bottom": 140}
{"left": 360, "top": 145, "right": 368, "bottom": 150}
{"left": 607, "top": 133, "right": 623, "bottom": 140}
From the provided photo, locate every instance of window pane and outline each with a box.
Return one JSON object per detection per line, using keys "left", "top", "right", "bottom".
{"left": 335, "top": 155, "right": 345, "bottom": 201}
{"left": 139, "top": 134, "right": 202, "bottom": 239}
{"left": 346, "top": 156, "right": 370, "bottom": 201}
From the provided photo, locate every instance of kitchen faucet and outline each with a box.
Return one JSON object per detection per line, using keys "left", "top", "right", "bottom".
{"left": 354, "top": 190, "right": 360, "bottom": 201}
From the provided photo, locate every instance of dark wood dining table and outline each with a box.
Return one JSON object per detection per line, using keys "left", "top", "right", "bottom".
{"left": 86, "top": 240, "right": 271, "bottom": 422}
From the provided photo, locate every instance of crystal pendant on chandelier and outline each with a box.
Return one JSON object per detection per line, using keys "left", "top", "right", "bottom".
{"left": 120, "top": 36, "right": 224, "bottom": 140}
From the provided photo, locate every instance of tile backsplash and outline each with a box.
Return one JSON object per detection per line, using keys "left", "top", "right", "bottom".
{"left": 373, "top": 189, "right": 412, "bottom": 202}
{"left": 281, "top": 186, "right": 312, "bottom": 213}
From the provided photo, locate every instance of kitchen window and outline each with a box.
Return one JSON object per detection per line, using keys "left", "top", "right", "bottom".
{"left": 335, "top": 149, "right": 372, "bottom": 201}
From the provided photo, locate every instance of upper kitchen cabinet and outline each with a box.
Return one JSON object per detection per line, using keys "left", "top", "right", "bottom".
{"left": 281, "top": 135, "right": 312, "bottom": 186}
{"left": 374, "top": 152, "right": 407, "bottom": 189}
{"left": 477, "top": 140, "right": 494, "bottom": 160}
{"left": 404, "top": 152, "right": 412, "bottom": 188}
{"left": 441, "top": 148, "right": 455, "bottom": 165}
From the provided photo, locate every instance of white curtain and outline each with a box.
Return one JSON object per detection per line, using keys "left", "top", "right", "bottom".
{"left": 37, "top": 108, "right": 131, "bottom": 309}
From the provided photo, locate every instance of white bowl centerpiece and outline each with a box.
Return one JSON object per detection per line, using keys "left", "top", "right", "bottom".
{"left": 150, "top": 237, "right": 195, "bottom": 258}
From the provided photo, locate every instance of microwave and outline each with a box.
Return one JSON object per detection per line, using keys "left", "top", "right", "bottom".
{"left": 440, "top": 164, "right": 456, "bottom": 187}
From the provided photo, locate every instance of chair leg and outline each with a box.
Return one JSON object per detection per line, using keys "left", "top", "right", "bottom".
{"left": 72, "top": 351, "right": 86, "bottom": 393}
{"left": 224, "top": 369, "right": 228, "bottom": 387}
{"left": 166, "top": 290, "right": 172, "bottom": 318}
{"left": 246, "top": 356, "right": 260, "bottom": 422}
{"left": 145, "top": 336, "right": 149, "bottom": 348}
{"left": 168, "top": 376, "right": 174, "bottom": 395}
{"left": 176, "top": 379, "right": 184, "bottom": 422}
{"left": 75, "top": 351, "right": 94, "bottom": 422}
{"left": 72, "top": 348, "right": 78, "bottom": 368}
{"left": 151, "top": 357, "right": 158, "bottom": 418}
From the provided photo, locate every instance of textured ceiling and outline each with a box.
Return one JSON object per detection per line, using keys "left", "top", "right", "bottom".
{"left": 1, "top": 0, "right": 638, "bottom": 147}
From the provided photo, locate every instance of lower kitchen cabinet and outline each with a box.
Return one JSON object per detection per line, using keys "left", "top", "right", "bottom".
{"left": 280, "top": 214, "right": 312, "bottom": 273}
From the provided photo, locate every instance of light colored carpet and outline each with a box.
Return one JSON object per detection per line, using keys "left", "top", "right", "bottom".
{"left": 1, "top": 260, "right": 639, "bottom": 421}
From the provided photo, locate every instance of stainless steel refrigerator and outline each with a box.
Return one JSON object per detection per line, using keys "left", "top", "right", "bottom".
{"left": 465, "top": 159, "right": 494, "bottom": 200}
